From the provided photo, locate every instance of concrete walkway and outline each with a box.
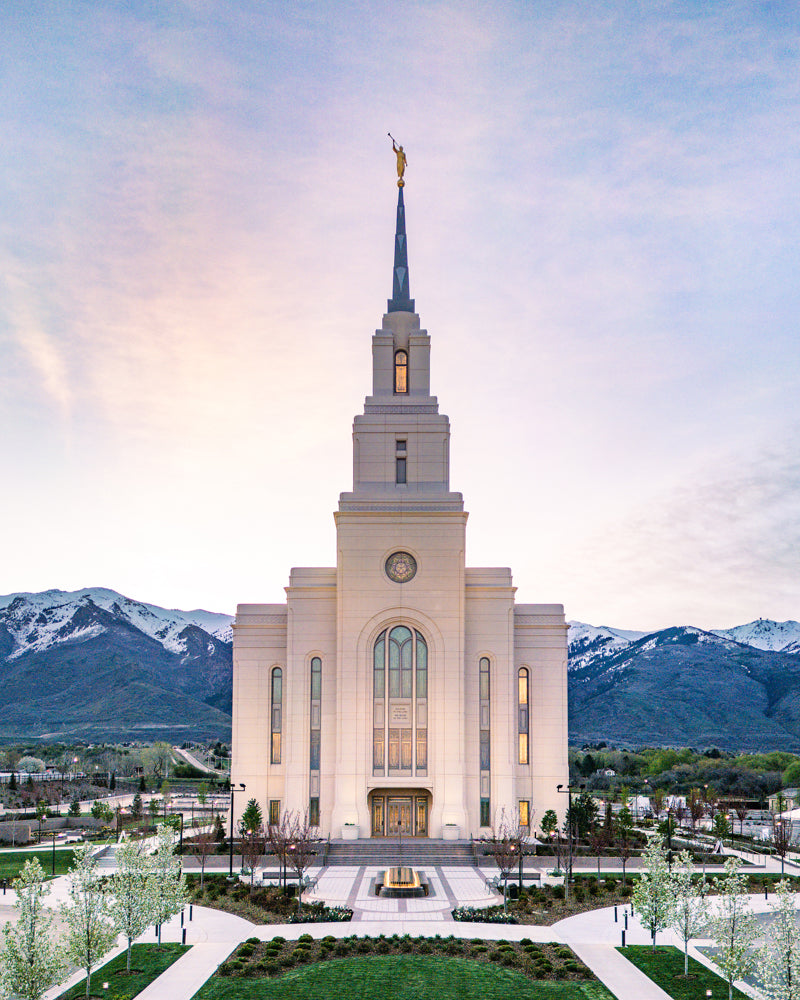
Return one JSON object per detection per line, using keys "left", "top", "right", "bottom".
{"left": 17, "top": 863, "right": 794, "bottom": 1000}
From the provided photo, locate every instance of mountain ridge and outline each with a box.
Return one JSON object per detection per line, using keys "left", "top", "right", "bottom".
{"left": 1, "top": 588, "right": 798, "bottom": 749}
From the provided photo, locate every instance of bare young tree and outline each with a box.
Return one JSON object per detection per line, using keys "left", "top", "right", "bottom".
{"left": 190, "top": 810, "right": 218, "bottom": 888}
{"left": 651, "top": 787, "right": 666, "bottom": 823}
{"left": 772, "top": 812, "right": 792, "bottom": 877}
{"left": 284, "top": 811, "right": 319, "bottom": 911}
{"left": 733, "top": 801, "right": 748, "bottom": 838}
{"left": 488, "top": 808, "right": 524, "bottom": 913}
{"left": 688, "top": 788, "right": 704, "bottom": 833}
{"left": 267, "top": 809, "right": 319, "bottom": 910}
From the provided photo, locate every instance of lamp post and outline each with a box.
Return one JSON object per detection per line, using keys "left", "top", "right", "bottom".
{"left": 557, "top": 782, "right": 582, "bottom": 902}
{"left": 228, "top": 783, "right": 246, "bottom": 878}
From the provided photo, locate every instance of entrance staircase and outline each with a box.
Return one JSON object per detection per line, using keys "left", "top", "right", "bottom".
{"left": 323, "top": 838, "right": 476, "bottom": 867}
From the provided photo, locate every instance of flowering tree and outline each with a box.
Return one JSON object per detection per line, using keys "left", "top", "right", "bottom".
{"left": 0, "top": 858, "right": 63, "bottom": 1000}
{"left": 61, "top": 844, "right": 117, "bottom": 1000}
{"left": 151, "top": 824, "right": 188, "bottom": 946}
{"left": 757, "top": 879, "right": 800, "bottom": 1000}
{"left": 632, "top": 834, "right": 674, "bottom": 952}
{"left": 107, "top": 840, "right": 156, "bottom": 972}
{"left": 669, "top": 849, "right": 707, "bottom": 975}
{"left": 707, "top": 857, "right": 759, "bottom": 1000}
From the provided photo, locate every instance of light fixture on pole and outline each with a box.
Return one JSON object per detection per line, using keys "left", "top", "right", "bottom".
{"left": 228, "top": 783, "right": 246, "bottom": 878}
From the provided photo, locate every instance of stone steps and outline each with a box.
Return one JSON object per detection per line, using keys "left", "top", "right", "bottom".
{"left": 324, "top": 839, "right": 476, "bottom": 867}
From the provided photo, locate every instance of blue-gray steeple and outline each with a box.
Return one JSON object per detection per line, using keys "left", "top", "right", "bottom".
{"left": 387, "top": 186, "right": 415, "bottom": 313}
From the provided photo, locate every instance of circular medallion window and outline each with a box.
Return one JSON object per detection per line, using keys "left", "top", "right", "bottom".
{"left": 385, "top": 551, "right": 417, "bottom": 583}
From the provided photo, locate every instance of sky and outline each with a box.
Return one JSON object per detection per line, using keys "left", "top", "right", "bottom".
{"left": 1, "top": 1, "right": 798, "bottom": 632}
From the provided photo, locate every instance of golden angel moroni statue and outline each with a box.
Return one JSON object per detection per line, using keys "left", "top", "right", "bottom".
{"left": 388, "top": 133, "right": 407, "bottom": 187}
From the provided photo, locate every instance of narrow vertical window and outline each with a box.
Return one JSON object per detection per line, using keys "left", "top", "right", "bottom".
{"left": 396, "top": 456, "right": 407, "bottom": 484}
{"left": 518, "top": 667, "right": 529, "bottom": 766}
{"left": 519, "top": 800, "right": 530, "bottom": 829}
{"left": 270, "top": 667, "right": 282, "bottom": 764}
{"left": 309, "top": 797, "right": 320, "bottom": 827}
{"left": 479, "top": 657, "right": 491, "bottom": 826}
{"left": 394, "top": 350, "right": 408, "bottom": 393}
{"left": 309, "top": 656, "right": 321, "bottom": 817}
{"left": 269, "top": 800, "right": 280, "bottom": 826}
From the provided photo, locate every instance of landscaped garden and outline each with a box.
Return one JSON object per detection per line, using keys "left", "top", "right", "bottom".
{"left": 619, "top": 945, "right": 749, "bottom": 1000}
{"left": 185, "top": 874, "right": 352, "bottom": 924}
{"left": 55, "top": 943, "right": 189, "bottom": 999}
{"left": 193, "top": 947, "right": 615, "bottom": 999}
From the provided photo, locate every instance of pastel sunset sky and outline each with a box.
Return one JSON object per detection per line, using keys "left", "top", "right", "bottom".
{"left": 2, "top": 1, "right": 798, "bottom": 631}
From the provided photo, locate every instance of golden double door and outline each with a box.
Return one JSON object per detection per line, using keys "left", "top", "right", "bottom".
{"left": 370, "top": 793, "right": 429, "bottom": 837}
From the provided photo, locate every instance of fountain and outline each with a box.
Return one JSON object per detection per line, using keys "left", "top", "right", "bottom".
{"left": 378, "top": 865, "right": 427, "bottom": 897}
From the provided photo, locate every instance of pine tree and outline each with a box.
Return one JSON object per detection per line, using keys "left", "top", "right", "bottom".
{"left": 707, "top": 857, "right": 759, "bottom": 1000}
{"left": 0, "top": 858, "right": 63, "bottom": 1000}
{"left": 632, "top": 833, "right": 674, "bottom": 952}
{"left": 60, "top": 844, "right": 117, "bottom": 1000}
{"left": 670, "top": 849, "right": 707, "bottom": 975}
{"left": 757, "top": 879, "right": 800, "bottom": 1000}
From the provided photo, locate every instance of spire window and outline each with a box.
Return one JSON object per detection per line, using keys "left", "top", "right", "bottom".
{"left": 394, "top": 350, "right": 408, "bottom": 393}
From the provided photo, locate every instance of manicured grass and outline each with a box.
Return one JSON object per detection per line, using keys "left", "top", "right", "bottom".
{"left": 0, "top": 848, "right": 78, "bottom": 880}
{"left": 56, "top": 943, "right": 189, "bottom": 999}
{"left": 619, "top": 945, "right": 749, "bottom": 1000}
{"left": 193, "top": 955, "right": 617, "bottom": 999}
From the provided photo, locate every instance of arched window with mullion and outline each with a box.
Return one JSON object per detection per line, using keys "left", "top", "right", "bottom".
{"left": 373, "top": 625, "right": 427, "bottom": 777}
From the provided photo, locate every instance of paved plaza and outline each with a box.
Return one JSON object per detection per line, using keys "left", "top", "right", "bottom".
{"left": 8, "top": 852, "right": 796, "bottom": 1000}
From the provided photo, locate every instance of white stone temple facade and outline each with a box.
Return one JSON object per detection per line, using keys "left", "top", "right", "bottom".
{"left": 232, "top": 185, "right": 568, "bottom": 839}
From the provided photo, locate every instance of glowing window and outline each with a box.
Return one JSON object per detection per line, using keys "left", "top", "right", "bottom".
{"left": 394, "top": 350, "right": 408, "bottom": 393}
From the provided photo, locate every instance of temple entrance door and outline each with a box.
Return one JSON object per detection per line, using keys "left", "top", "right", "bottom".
{"left": 371, "top": 796, "right": 385, "bottom": 837}
{"left": 415, "top": 795, "right": 428, "bottom": 836}
{"left": 387, "top": 797, "right": 413, "bottom": 836}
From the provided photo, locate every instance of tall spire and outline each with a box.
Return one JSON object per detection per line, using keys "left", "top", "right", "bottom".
{"left": 387, "top": 186, "right": 415, "bottom": 314}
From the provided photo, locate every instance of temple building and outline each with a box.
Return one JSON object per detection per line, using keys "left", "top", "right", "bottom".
{"left": 232, "top": 176, "right": 568, "bottom": 839}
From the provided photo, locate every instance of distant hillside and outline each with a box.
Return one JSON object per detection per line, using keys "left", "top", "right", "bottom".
{"left": 1, "top": 589, "right": 798, "bottom": 750}
{"left": 568, "top": 620, "right": 800, "bottom": 751}
{"left": 0, "top": 589, "right": 233, "bottom": 742}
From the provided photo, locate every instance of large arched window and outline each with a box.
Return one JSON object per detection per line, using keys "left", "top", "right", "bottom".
{"left": 394, "top": 350, "right": 408, "bottom": 393}
{"left": 270, "top": 667, "right": 282, "bottom": 764}
{"left": 518, "top": 667, "right": 529, "bottom": 765}
{"left": 373, "top": 625, "right": 427, "bottom": 776}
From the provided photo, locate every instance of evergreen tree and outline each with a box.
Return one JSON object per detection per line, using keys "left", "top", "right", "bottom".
{"left": 238, "top": 798, "right": 264, "bottom": 837}
{"left": 0, "top": 858, "right": 63, "bottom": 1000}
{"left": 632, "top": 833, "right": 674, "bottom": 952}
{"left": 669, "top": 850, "right": 707, "bottom": 975}
{"left": 68, "top": 796, "right": 81, "bottom": 818}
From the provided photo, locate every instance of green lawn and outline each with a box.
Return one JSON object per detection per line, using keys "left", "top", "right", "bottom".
{"left": 193, "top": 955, "right": 617, "bottom": 999}
{"left": 56, "top": 943, "right": 189, "bottom": 999}
{"left": 0, "top": 848, "right": 78, "bottom": 880}
{"left": 618, "top": 945, "right": 749, "bottom": 1000}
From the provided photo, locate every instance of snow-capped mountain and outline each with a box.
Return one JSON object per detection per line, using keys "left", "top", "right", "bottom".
{"left": 0, "top": 588, "right": 233, "bottom": 661}
{"left": 567, "top": 617, "right": 800, "bottom": 671}
{"left": 711, "top": 619, "right": 800, "bottom": 655}
{"left": 567, "top": 621, "right": 647, "bottom": 670}
{"left": 0, "top": 588, "right": 233, "bottom": 742}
